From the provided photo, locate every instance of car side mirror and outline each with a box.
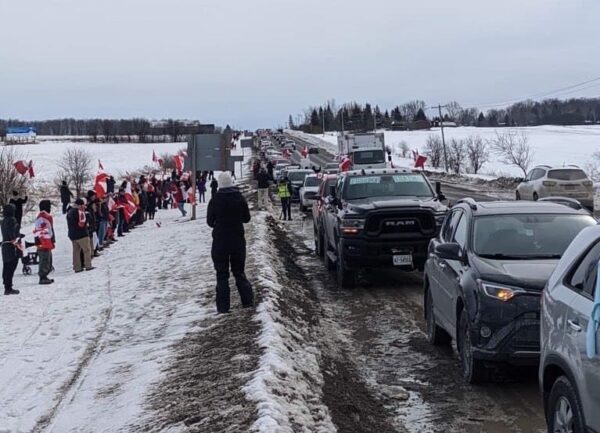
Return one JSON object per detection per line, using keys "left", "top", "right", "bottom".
{"left": 435, "top": 181, "right": 446, "bottom": 201}
{"left": 435, "top": 243, "right": 463, "bottom": 261}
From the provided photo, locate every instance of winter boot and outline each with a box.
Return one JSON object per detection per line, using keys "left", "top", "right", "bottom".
{"left": 39, "top": 277, "right": 54, "bottom": 285}
{"left": 4, "top": 288, "right": 20, "bottom": 295}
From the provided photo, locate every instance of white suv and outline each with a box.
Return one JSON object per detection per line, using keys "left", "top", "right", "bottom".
{"left": 516, "top": 165, "right": 594, "bottom": 211}
{"left": 540, "top": 224, "right": 600, "bottom": 433}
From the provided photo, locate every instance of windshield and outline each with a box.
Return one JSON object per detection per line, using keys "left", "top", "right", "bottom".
{"left": 304, "top": 177, "right": 320, "bottom": 187}
{"left": 326, "top": 163, "right": 339, "bottom": 169}
{"left": 288, "top": 171, "right": 312, "bottom": 182}
{"left": 353, "top": 150, "right": 385, "bottom": 165}
{"left": 344, "top": 174, "right": 433, "bottom": 200}
{"left": 547, "top": 169, "right": 587, "bottom": 181}
{"left": 474, "top": 214, "right": 595, "bottom": 259}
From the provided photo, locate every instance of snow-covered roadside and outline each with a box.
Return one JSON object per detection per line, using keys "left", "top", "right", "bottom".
{"left": 0, "top": 204, "right": 213, "bottom": 433}
{"left": 242, "top": 213, "right": 336, "bottom": 433}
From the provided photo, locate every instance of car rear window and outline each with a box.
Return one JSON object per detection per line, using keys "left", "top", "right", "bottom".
{"left": 304, "top": 177, "right": 320, "bottom": 187}
{"left": 547, "top": 169, "right": 588, "bottom": 181}
{"left": 288, "top": 171, "right": 312, "bottom": 182}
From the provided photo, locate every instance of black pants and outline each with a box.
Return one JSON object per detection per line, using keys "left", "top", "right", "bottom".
{"left": 62, "top": 201, "right": 69, "bottom": 214}
{"left": 211, "top": 237, "right": 253, "bottom": 313}
{"left": 2, "top": 260, "right": 18, "bottom": 291}
{"left": 280, "top": 198, "right": 291, "bottom": 220}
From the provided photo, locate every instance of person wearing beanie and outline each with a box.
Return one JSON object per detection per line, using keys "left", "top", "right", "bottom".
{"left": 1, "top": 204, "right": 21, "bottom": 295}
{"left": 207, "top": 171, "right": 253, "bottom": 313}
{"left": 66, "top": 198, "right": 94, "bottom": 273}
{"left": 34, "top": 200, "right": 56, "bottom": 285}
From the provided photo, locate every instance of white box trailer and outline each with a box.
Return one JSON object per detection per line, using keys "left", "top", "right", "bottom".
{"left": 337, "top": 133, "right": 387, "bottom": 169}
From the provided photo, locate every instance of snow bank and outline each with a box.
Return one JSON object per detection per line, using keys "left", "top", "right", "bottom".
{"left": 243, "top": 215, "right": 336, "bottom": 433}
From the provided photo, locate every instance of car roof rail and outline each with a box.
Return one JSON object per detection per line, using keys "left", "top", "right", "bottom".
{"left": 456, "top": 198, "right": 477, "bottom": 210}
{"left": 537, "top": 164, "right": 551, "bottom": 169}
{"left": 538, "top": 196, "right": 583, "bottom": 210}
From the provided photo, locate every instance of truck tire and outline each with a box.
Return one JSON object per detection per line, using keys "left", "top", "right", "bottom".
{"left": 314, "top": 226, "right": 324, "bottom": 258}
{"left": 458, "top": 312, "right": 489, "bottom": 384}
{"left": 336, "top": 241, "right": 356, "bottom": 288}
{"left": 324, "top": 232, "right": 336, "bottom": 271}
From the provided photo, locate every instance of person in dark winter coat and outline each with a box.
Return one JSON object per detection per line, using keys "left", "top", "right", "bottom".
{"left": 60, "top": 181, "right": 74, "bottom": 214}
{"left": 207, "top": 172, "right": 253, "bottom": 314}
{"left": 256, "top": 168, "right": 270, "bottom": 210}
{"left": 34, "top": 200, "right": 56, "bottom": 285}
{"left": 266, "top": 161, "right": 274, "bottom": 180}
{"left": 2, "top": 204, "right": 21, "bottom": 295}
{"left": 106, "top": 176, "right": 116, "bottom": 194}
{"left": 210, "top": 178, "right": 218, "bottom": 196}
{"left": 9, "top": 191, "right": 27, "bottom": 227}
{"left": 197, "top": 177, "right": 207, "bottom": 203}
{"left": 146, "top": 185, "right": 157, "bottom": 220}
{"left": 67, "top": 198, "right": 94, "bottom": 273}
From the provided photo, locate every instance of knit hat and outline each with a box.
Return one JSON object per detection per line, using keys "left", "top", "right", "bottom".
{"left": 75, "top": 198, "right": 85, "bottom": 206}
{"left": 39, "top": 200, "right": 52, "bottom": 213}
{"left": 218, "top": 172, "right": 234, "bottom": 189}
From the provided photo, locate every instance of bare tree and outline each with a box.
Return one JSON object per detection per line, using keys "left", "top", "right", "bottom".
{"left": 489, "top": 130, "right": 534, "bottom": 177}
{"left": 465, "top": 136, "right": 489, "bottom": 174}
{"left": 445, "top": 101, "right": 463, "bottom": 122}
{"left": 447, "top": 139, "right": 466, "bottom": 174}
{"left": 398, "top": 141, "right": 410, "bottom": 158}
{"left": 0, "top": 147, "right": 29, "bottom": 207}
{"left": 424, "top": 135, "right": 443, "bottom": 168}
{"left": 58, "top": 148, "right": 93, "bottom": 198}
{"left": 160, "top": 153, "right": 176, "bottom": 170}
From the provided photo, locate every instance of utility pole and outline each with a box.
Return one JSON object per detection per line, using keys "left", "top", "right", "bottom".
{"left": 432, "top": 104, "right": 449, "bottom": 172}
{"left": 323, "top": 105, "right": 326, "bottom": 136}
{"left": 341, "top": 109, "right": 345, "bottom": 134}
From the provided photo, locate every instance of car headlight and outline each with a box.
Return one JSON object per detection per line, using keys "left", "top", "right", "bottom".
{"left": 434, "top": 212, "right": 447, "bottom": 226}
{"left": 340, "top": 218, "right": 365, "bottom": 235}
{"left": 478, "top": 280, "right": 524, "bottom": 302}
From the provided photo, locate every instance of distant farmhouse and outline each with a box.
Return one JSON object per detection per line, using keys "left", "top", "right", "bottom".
{"left": 5, "top": 126, "right": 37, "bottom": 144}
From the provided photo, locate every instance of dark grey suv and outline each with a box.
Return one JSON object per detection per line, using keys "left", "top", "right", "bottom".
{"left": 424, "top": 199, "right": 596, "bottom": 383}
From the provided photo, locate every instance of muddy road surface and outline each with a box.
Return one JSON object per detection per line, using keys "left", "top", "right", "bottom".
{"left": 278, "top": 208, "right": 546, "bottom": 433}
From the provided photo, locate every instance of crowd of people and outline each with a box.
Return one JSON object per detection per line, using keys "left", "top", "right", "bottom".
{"left": 1, "top": 169, "right": 221, "bottom": 296}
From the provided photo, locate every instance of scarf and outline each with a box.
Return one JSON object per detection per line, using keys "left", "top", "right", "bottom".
{"left": 78, "top": 209, "right": 87, "bottom": 228}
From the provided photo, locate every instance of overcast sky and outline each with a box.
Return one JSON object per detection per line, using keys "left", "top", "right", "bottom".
{"left": 1, "top": 0, "right": 599, "bottom": 128}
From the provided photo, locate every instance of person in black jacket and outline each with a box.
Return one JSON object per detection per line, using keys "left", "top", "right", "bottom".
{"left": 256, "top": 167, "right": 271, "bottom": 210}
{"left": 60, "top": 181, "right": 74, "bottom": 214}
{"left": 67, "top": 198, "right": 94, "bottom": 273}
{"left": 106, "top": 176, "right": 116, "bottom": 194}
{"left": 210, "top": 178, "right": 218, "bottom": 197}
{"left": 9, "top": 191, "right": 27, "bottom": 227}
{"left": 2, "top": 204, "right": 21, "bottom": 295}
{"left": 146, "top": 185, "right": 157, "bottom": 220}
{"left": 207, "top": 172, "right": 253, "bottom": 313}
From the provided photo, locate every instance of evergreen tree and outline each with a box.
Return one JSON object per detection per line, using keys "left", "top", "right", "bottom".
{"left": 288, "top": 114, "right": 295, "bottom": 129}
{"left": 414, "top": 108, "right": 427, "bottom": 122}
{"left": 477, "top": 112, "right": 485, "bottom": 126}
{"left": 363, "top": 103, "right": 374, "bottom": 131}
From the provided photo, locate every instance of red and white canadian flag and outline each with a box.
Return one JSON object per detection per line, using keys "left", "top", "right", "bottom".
{"left": 14, "top": 160, "right": 34, "bottom": 177}
{"left": 122, "top": 182, "right": 138, "bottom": 222}
{"left": 301, "top": 146, "right": 308, "bottom": 158}
{"left": 173, "top": 155, "right": 184, "bottom": 172}
{"left": 94, "top": 169, "right": 110, "bottom": 199}
{"left": 339, "top": 156, "right": 352, "bottom": 172}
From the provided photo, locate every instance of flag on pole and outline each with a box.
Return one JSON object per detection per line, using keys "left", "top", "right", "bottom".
{"left": 122, "top": 182, "right": 138, "bottom": 222}
{"left": 414, "top": 154, "right": 427, "bottom": 169}
{"left": 94, "top": 170, "right": 110, "bottom": 198}
{"left": 301, "top": 146, "right": 308, "bottom": 158}
{"left": 14, "top": 160, "right": 34, "bottom": 177}
{"left": 173, "top": 155, "right": 184, "bottom": 172}
{"left": 339, "top": 156, "right": 352, "bottom": 172}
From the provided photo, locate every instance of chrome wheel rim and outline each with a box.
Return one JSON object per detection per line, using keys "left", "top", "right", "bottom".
{"left": 553, "top": 396, "right": 574, "bottom": 433}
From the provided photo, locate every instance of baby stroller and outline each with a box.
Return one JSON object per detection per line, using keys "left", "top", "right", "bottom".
{"left": 21, "top": 238, "right": 38, "bottom": 275}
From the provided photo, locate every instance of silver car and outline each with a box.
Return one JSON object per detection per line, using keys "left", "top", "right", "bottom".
{"left": 516, "top": 165, "right": 594, "bottom": 211}
{"left": 540, "top": 224, "right": 600, "bottom": 433}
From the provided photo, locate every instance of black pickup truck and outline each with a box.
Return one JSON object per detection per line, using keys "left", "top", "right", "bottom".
{"left": 318, "top": 168, "right": 449, "bottom": 287}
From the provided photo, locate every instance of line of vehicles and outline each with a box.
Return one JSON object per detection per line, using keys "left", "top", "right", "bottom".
{"left": 258, "top": 134, "right": 600, "bottom": 433}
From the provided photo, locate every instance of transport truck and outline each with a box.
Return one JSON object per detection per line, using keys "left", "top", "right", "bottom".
{"left": 337, "top": 132, "right": 387, "bottom": 170}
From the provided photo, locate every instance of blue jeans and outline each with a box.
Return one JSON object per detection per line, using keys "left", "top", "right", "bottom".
{"left": 98, "top": 220, "right": 108, "bottom": 245}
{"left": 178, "top": 202, "right": 187, "bottom": 216}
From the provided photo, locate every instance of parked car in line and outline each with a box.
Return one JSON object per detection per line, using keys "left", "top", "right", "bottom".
{"left": 299, "top": 174, "right": 321, "bottom": 212}
{"left": 516, "top": 165, "right": 594, "bottom": 211}
{"left": 313, "top": 174, "right": 338, "bottom": 257}
{"left": 286, "top": 169, "right": 314, "bottom": 202}
{"left": 323, "top": 162, "right": 340, "bottom": 174}
{"left": 540, "top": 224, "right": 600, "bottom": 433}
{"left": 282, "top": 142, "right": 296, "bottom": 151}
{"left": 320, "top": 168, "right": 448, "bottom": 287}
{"left": 273, "top": 162, "right": 291, "bottom": 180}
{"left": 424, "top": 199, "right": 596, "bottom": 383}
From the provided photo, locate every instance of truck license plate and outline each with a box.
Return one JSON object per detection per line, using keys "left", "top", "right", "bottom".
{"left": 393, "top": 254, "right": 413, "bottom": 266}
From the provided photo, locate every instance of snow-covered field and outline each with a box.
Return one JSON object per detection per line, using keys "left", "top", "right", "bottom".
{"left": 3, "top": 140, "right": 184, "bottom": 185}
{"left": 299, "top": 125, "right": 600, "bottom": 177}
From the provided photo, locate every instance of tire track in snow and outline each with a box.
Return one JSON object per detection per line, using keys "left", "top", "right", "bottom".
{"left": 32, "top": 264, "right": 114, "bottom": 433}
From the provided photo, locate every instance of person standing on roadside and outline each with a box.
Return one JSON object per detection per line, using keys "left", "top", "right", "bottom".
{"left": 266, "top": 161, "right": 274, "bottom": 180}
{"left": 210, "top": 177, "right": 218, "bottom": 197}
{"left": 67, "top": 198, "right": 94, "bottom": 273}
{"left": 60, "top": 181, "right": 73, "bottom": 214}
{"left": 1, "top": 204, "right": 21, "bottom": 295}
{"left": 256, "top": 167, "right": 270, "bottom": 210}
{"left": 34, "top": 200, "right": 55, "bottom": 285}
{"left": 9, "top": 190, "right": 27, "bottom": 228}
{"left": 207, "top": 172, "right": 253, "bottom": 314}
{"left": 277, "top": 176, "right": 293, "bottom": 220}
